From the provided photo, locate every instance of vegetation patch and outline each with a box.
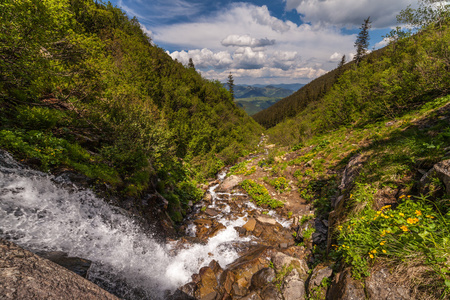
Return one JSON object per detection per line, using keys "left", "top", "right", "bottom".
{"left": 240, "top": 179, "right": 284, "bottom": 209}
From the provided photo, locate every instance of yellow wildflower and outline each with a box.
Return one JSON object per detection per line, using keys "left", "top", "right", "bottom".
{"left": 415, "top": 210, "right": 422, "bottom": 216}
{"left": 407, "top": 217, "right": 419, "bottom": 224}
{"left": 350, "top": 194, "right": 353, "bottom": 198}
{"left": 338, "top": 225, "right": 343, "bottom": 231}
{"left": 400, "top": 225, "right": 409, "bottom": 232}
{"left": 380, "top": 241, "right": 386, "bottom": 246}
{"left": 426, "top": 215, "right": 434, "bottom": 219}
{"left": 382, "top": 250, "right": 387, "bottom": 254}
{"left": 407, "top": 195, "right": 411, "bottom": 198}
{"left": 399, "top": 195, "right": 405, "bottom": 199}
{"left": 399, "top": 213, "right": 405, "bottom": 217}
{"left": 369, "top": 254, "right": 374, "bottom": 259}
{"left": 371, "top": 249, "right": 377, "bottom": 254}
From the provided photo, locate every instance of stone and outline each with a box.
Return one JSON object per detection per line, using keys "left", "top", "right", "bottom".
{"left": 433, "top": 159, "right": 450, "bottom": 194}
{"left": 260, "top": 284, "right": 282, "bottom": 300}
{"left": 0, "top": 239, "right": 119, "bottom": 300}
{"left": 256, "top": 216, "right": 278, "bottom": 226}
{"left": 282, "top": 268, "right": 306, "bottom": 300}
{"left": 204, "top": 208, "right": 219, "bottom": 216}
{"left": 243, "top": 218, "right": 257, "bottom": 231}
{"left": 195, "top": 267, "right": 218, "bottom": 300}
{"left": 365, "top": 268, "right": 411, "bottom": 300}
{"left": 308, "top": 263, "right": 333, "bottom": 299}
{"left": 339, "top": 154, "right": 364, "bottom": 191}
{"left": 271, "top": 252, "right": 308, "bottom": 279}
{"left": 217, "top": 175, "right": 243, "bottom": 192}
{"left": 36, "top": 251, "right": 91, "bottom": 278}
{"left": 204, "top": 193, "right": 213, "bottom": 203}
{"left": 328, "top": 268, "right": 365, "bottom": 300}
{"left": 250, "top": 268, "right": 275, "bottom": 291}
{"left": 241, "top": 291, "right": 262, "bottom": 300}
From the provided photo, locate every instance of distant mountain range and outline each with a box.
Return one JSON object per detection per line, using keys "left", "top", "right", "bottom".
{"left": 220, "top": 83, "right": 305, "bottom": 115}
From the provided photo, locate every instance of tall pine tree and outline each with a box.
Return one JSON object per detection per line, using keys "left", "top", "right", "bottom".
{"left": 227, "top": 72, "right": 234, "bottom": 100}
{"left": 354, "top": 17, "right": 371, "bottom": 65}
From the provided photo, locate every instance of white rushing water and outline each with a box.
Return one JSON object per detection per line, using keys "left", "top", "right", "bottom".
{"left": 0, "top": 151, "right": 245, "bottom": 299}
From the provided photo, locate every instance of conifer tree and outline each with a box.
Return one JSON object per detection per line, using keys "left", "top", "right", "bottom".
{"left": 338, "top": 55, "right": 346, "bottom": 68}
{"left": 188, "top": 58, "right": 195, "bottom": 69}
{"left": 354, "top": 17, "right": 371, "bottom": 65}
{"left": 227, "top": 72, "right": 235, "bottom": 100}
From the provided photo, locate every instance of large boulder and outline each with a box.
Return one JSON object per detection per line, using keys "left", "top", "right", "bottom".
{"left": 308, "top": 263, "right": 333, "bottom": 299}
{"left": 0, "top": 239, "right": 119, "bottom": 300}
{"left": 217, "top": 175, "right": 243, "bottom": 192}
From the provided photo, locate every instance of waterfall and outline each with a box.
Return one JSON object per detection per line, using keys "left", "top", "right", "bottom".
{"left": 0, "top": 150, "right": 244, "bottom": 299}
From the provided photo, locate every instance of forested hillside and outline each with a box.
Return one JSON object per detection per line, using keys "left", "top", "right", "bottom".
{"left": 265, "top": 17, "right": 450, "bottom": 146}
{"left": 0, "top": 0, "right": 262, "bottom": 221}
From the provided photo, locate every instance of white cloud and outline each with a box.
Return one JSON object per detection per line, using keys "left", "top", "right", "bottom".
{"left": 221, "top": 35, "right": 276, "bottom": 48}
{"left": 284, "top": 0, "right": 416, "bottom": 28}
{"left": 329, "top": 52, "right": 342, "bottom": 61}
{"left": 154, "top": 3, "right": 356, "bottom": 83}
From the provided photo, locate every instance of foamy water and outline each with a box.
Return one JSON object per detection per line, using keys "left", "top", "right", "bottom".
{"left": 0, "top": 151, "right": 245, "bottom": 299}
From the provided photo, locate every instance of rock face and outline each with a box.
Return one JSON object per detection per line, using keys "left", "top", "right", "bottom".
{"left": 327, "top": 268, "right": 365, "bottom": 300}
{"left": 365, "top": 268, "right": 411, "bottom": 300}
{"left": 421, "top": 159, "right": 450, "bottom": 194}
{"left": 0, "top": 239, "right": 119, "bottom": 300}
{"left": 338, "top": 154, "right": 364, "bottom": 192}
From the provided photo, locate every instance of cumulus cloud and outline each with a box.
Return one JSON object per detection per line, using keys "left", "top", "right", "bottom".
{"left": 329, "top": 52, "right": 342, "bottom": 61}
{"left": 284, "top": 0, "right": 416, "bottom": 28}
{"left": 251, "top": 5, "right": 291, "bottom": 33}
{"left": 155, "top": 2, "right": 355, "bottom": 83}
{"left": 221, "top": 35, "right": 276, "bottom": 48}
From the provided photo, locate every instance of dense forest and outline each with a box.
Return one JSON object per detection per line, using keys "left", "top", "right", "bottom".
{"left": 0, "top": 0, "right": 262, "bottom": 221}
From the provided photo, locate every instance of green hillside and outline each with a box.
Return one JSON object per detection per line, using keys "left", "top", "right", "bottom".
{"left": 0, "top": 0, "right": 262, "bottom": 221}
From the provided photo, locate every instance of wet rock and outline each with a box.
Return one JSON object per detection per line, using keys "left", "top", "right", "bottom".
{"left": 0, "top": 239, "right": 119, "bottom": 300}
{"left": 204, "top": 208, "right": 219, "bottom": 217}
{"left": 175, "top": 283, "right": 197, "bottom": 299}
{"left": 365, "top": 268, "right": 411, "bottom": 300}
{"left": 36, "top": 251, "right": 91, "bottom": 278}
{"left": 308, "top": 263, "right": 333, "bottom": 299}
{"left": 204, "top": 193, "right": 213, "bottom": 203}
{"left": 243, "top": 218, "right": 257, "bottom": 231}
{"left": 256, "top": 215, "right": 277, "bottom": 225}
{"left": 217, "top": 175, "right": 242, "bottom": 192}
{"left": 327, "top": 268, "right": 365, "bottom": 300}
{"left": 253, "top": 222, "right": 295, "bottom": 248}
{"left": 282, "top": 268, "right": 306, "bottom": 300}
{"left": 250, "top": 268, "right": 275, "bottom": 291}
{"left": 194, "top": 267, "right": 218, "bottom": 300}
{"left": 208, "top": 260, "right": 224, "bottom": 282}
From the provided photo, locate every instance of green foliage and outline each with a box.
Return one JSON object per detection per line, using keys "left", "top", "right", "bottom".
{"left": 267, "top": 19, "right": 450, "bottom": 146}
{"left": 336, "top": 195, "right": 449, "bottom": 292}
{"left": 266, "top": 176, "right": 291, "bottom": 193}
{"left": 240, "top": 179, "right": 284, "bottom": 209}
{"left": 0, "top": 0, "right": 262, "bottom": 222}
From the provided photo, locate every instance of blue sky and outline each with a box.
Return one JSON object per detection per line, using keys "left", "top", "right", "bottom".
{"left": 111, "top": 0, "right": 416, "bottom": 85}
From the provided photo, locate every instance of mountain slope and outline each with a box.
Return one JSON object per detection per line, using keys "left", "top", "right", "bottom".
{"left": 0, "top": 0, "right": 262, "bottom": 222}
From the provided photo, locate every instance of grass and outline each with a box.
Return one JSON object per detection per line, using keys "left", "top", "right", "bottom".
{"left": 273, "top": 95, "right": 450, "bottom": 297}
{"left": 240, "top": 179, "right": 284, "bottom": 209}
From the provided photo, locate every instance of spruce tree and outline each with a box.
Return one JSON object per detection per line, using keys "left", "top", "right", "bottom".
{"left": 338, "top": 55, "right": 346, "bottom": 68}
{"left": 188, "top": 58, "right": 195, "bottom": 69}
{"left": 227, "top": 72, "right": 235, "bottom": 100}
{"left": 354, "top": 17, "right": 371, "bottom": 65}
